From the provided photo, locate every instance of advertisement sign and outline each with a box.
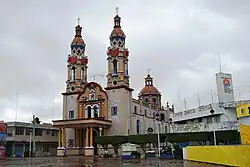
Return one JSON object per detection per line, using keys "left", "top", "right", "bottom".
{"left": 0, "top": 122, "right": 7, "bottom": 160}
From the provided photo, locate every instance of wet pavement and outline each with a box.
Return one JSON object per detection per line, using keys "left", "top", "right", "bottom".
{"left": 0, "top": 156, "right": 226, "bottom": 167}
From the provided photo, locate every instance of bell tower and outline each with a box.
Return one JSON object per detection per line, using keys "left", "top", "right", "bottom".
{"left": 105, "top": 8, "right": 133, "bottom": 136}
{"left": 66, "top": 20, "right": 88, "bottom": 93}
{"left": 106, "top": 8, "right": 130, "bottom": 89}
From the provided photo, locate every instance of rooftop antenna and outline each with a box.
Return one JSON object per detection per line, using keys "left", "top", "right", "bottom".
{"left": 15, "top": 92, "right": 18, "bottom": 121}
{"left": 52, "top": 92, "right": 55, "bottom": 122}
{"left": 218, "top": 52, "right": 222, "bottom": 73}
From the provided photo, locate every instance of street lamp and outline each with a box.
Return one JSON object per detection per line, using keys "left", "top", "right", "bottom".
{"left": 29, "top": 129, "right": 32, "bottom": 157}
{"left": 154, "top": 113, "right": 160, "bottom": 157}
{"left": 210, "top": 109, "right": 217, "bottom": 146}
{"left": 168, "top": 118, "right": 173, "bottom": 133}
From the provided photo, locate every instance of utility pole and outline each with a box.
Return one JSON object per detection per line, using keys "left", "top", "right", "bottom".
{"left": 32, "top": 115, "right": 36, "bottom": 157}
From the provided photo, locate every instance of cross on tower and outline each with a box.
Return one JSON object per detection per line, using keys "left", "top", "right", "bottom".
{"left": 147, "top": 68, "right": 151, "bottom": 75}
{"left": 77, "top": 17, "right": 80, "bottom": 25}
{"left": 115, "top": 6, "right": 119, "bottom": 15}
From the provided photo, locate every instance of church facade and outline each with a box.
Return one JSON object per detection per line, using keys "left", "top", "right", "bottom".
{"left": 53, "top": 13, "right": 173, "bottom": 156}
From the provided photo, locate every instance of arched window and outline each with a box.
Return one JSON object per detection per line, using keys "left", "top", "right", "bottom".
{"left": 87, "top": 106, "right": 91, "bottom": 118}
{"left": 94, "top": 105, "right": 99, "bottom": 118}
{"left": 136, "top": 120, "right": 140, "bottom": 135}
{"left": 134, "top": 106, "right": 137, "bottom": 114}
{"left": 113, "top": 59, "right": 118, "bottom": 74}
{"left": 70, "top": 66, "right": 76, "bottom": 82}
{"left": 153, "top": 98, "right": 157, "bottom": 106}
{"left": 81, "top": 67, "right": 86, "bottom": 83}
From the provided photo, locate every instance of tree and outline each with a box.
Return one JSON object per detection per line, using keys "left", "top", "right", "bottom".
{"left": 128, "top": 134, "right": 158, "bottom": 153}
{"left": 94, "top": 136, "right": 128, "bottom": 154}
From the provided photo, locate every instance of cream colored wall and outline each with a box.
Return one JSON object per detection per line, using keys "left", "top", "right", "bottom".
{"left": 130, "top": 101, "right": 169, "bottom": 135}
{"left": 107, "top": 88, "right": 132, "bottom": 136}
{"left": 63, "top": 94, "right": 78, "bottom": 148}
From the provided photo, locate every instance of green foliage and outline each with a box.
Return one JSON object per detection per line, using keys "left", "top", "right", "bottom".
{"left": 128, "top": 134, "right": 157, "bottom": 144}
{"left": 94, "top": 135, "right": 128, "bottom": 145}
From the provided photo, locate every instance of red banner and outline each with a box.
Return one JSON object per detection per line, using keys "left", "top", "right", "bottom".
{"left": 0, "top": 123, "right": 6, "bottom": 134}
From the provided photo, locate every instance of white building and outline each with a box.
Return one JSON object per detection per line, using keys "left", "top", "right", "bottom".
{"left": 169, "top": 72, "right": 247, "bottom": 133}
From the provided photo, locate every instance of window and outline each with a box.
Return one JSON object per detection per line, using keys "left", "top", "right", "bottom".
{"left": 144, "top": 98, "right": 148, "bottom": 103}
{"left": 113, "top": 59, "right": 118, "bottom": 74}
{"left": 124, "top": 60, "right": 128, "bottom": 75}
{"left": 7, "top": 132, "right": 13, "bottom": 137}
{"left": 136, "top": 120, "right": 140, "bottom": 135}
{"left": 153, "top": 98, "right": 156, "bottom": 106}
{"left": 51, "top": 130, "right": 56, "bottom": 136}
{"left": 111, "top": 106, "right": 118, "bottom": 115}
{"left": 207, "top": 117, "right": 213, "bottom": 124}
{"left": 46, "top": 130, "right": 51, "bottom": 136}
{"left": 69, "top": 110, "right": 74, "bottom": 119}
{"left": 144, "top": 110, "right": 147, "bottom": 116}
{"left": 198, "top": 118, "right": 202, "bottom": 123}
{"left": 241, "top": 108, "right": 244, "bottom": 114}
{"left": 89, "top": 90, "right": 95, "bottom": 100}
{"left": 15, "top": 127, "right": 24, "bottom": 135}
{"left": 70, "top": 66, "right": 76, "bottom": 82}
{"left": 248, "top": 107, "right": 250, "bottom": 114}
{"left": 26, "top": 128, "right": 32, "bottom": 135}
{"left": 87, "top": 106, "right": 92, "bottom": 118}
{"left": 215, "top": 115, "right": 220, "bottom": 123}
{"left": 35, "top": 129, "right": 43, "bottom": 136}
{"left": 94, "top": 105, "right": 99, "bottom": 118}
{"left": 81, "top": 67, "right": 86, "bottom": 83}
{"left": 134, "top": 106, "right": 137, "bottom": 114}
{"left": 165, "top": 126, "right": 167, "bottom": 133}
{"left": 160, "top": 113, "right": 165, "bottom": 121}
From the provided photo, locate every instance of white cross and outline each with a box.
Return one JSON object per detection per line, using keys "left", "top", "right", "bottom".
{"left": 77, "top": 17, "right": 80, "bottom": 25}
{"left": 115, "top": 6, "right": 119, "bottom": 15}
{"left": 148, "top": 68, "right": 151, "bottom": 75}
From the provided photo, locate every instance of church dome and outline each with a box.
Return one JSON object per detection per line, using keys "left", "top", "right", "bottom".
{"left": 139, "top": 74, "right": 161, "bottom": 96}
{"left": 110, "top": 27, "right": 125, "bottom": 37}
{"left": 110, "top": 15, "right": 126, "bottom": 38}
{"left": 71, "top": 25, "right": 85, "bottom": 45}
{"left": 140, "top": 85, "right": 160, "bottom": 95}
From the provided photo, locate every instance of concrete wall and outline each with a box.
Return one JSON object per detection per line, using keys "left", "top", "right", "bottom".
{"left": 186, "top": 145, "right": 250, "bottom": 167}
{"left": 64, "top": 94, "right": 78, "bottom": 148}
{"left": 107, "top": 88, "right": 132, "bottom": 136}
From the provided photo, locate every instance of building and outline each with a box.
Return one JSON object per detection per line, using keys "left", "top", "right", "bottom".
{"left": 236, "top": 104, "right": 250, "bottom": 125}
{"left": 6, "top": 122, "right": 58, "bottom": 157}
{"left": 169, "top": 72, "right": 248, "bottom": 135}
{"left": 52, "top": 12, "right": 172, "bottom": 156}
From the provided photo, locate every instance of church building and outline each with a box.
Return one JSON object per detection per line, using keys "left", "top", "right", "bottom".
{"left": 53, "top": 11, "right": 173, "bottom": 156}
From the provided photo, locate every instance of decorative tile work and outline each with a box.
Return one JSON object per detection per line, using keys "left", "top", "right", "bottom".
{"left": 186, "top": 145, "right": 250, "bottom": 167}
{"left": 240, "top": 124, "right": 250, "bottom": 144}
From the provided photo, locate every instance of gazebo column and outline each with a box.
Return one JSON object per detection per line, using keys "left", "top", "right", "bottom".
{"left": 56, "top": 128, "right": 65, "bottom": 157}
{"left": 85, "top": 127, "right": 94, "bottom": 156}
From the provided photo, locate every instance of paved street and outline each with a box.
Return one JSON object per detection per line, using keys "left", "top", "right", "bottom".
{"left": 0, "top": 156, "right": 225, "bottom": 167}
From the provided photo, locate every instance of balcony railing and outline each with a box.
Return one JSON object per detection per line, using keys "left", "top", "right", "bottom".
{"left": 170, "top": 121, "right": 239, "bottom": 133}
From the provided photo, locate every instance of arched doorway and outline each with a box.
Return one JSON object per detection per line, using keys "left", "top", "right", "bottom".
{"left": 92, "top": 128, "right": 99, "bottom": 155}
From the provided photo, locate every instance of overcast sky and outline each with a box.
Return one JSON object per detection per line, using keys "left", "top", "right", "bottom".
{"left": 1, "top": 0, "right": 250, "bottom": 123}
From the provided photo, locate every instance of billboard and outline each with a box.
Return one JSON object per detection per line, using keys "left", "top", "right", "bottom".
{"left": 0, "top": 122, "right": 7, "bottom": 147}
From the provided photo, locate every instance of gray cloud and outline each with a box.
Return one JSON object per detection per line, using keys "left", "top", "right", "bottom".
{"left": 1, "top": 0, "right": 250, "bottom": 122}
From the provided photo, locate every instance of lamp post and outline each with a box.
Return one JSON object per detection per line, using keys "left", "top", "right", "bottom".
{"left": 168, "top": 118, "right": 173, "bottom": 133}
{"left": 210, "top": 109, "right": 217, "bottom": 146}
{"left": 155, "top": 113, "right": 160, "bottom": 157}
{"left": 29, "top": 129, "right": 32, "bottom": 157}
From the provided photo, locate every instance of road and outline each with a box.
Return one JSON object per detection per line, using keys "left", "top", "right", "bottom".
{"left": 0, "top": 156, "right": 225, "bottom": 167}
